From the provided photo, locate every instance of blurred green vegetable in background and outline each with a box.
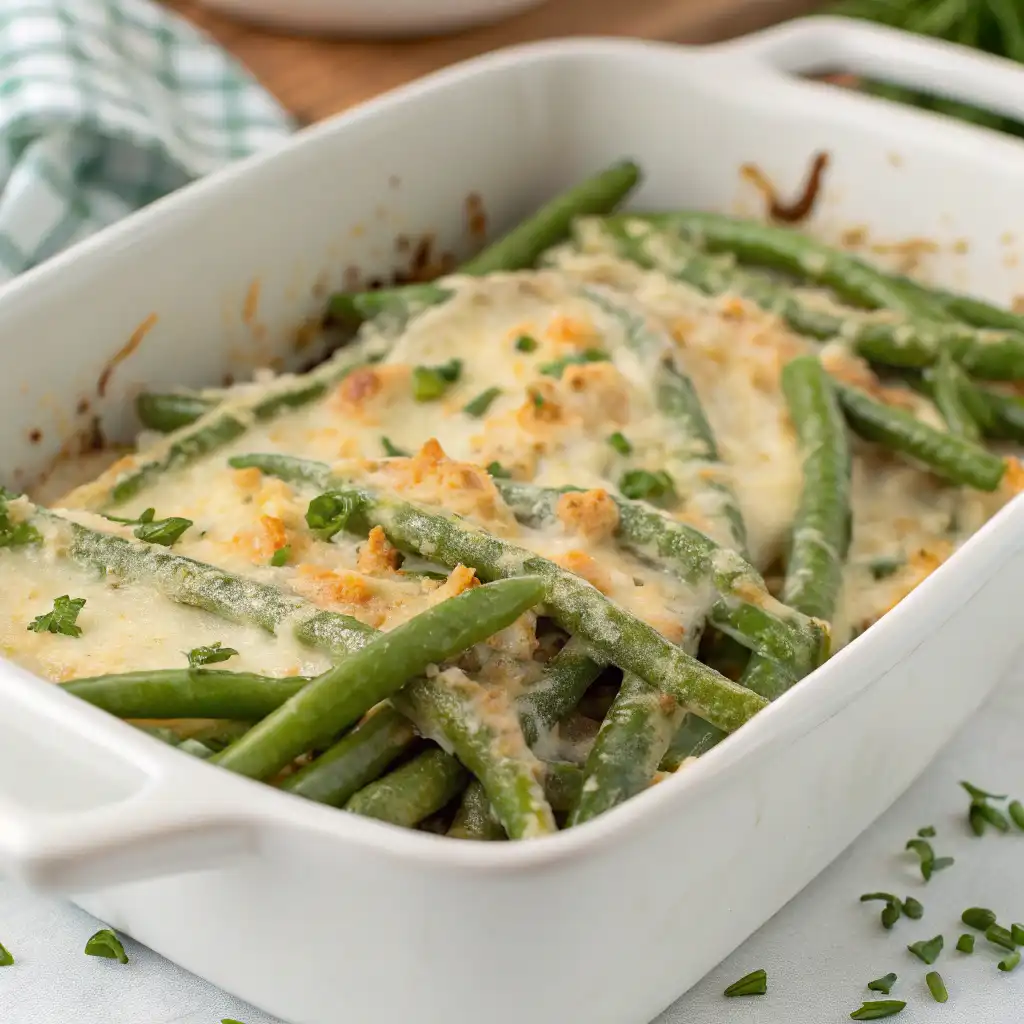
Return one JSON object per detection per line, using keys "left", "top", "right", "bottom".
{"left": 829, "top": 0, "right": 1024, "bottom": 137}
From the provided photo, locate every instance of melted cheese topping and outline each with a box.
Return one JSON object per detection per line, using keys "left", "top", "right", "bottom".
{"left": 6, "top": 249, "right": 1015, "bottom": 764}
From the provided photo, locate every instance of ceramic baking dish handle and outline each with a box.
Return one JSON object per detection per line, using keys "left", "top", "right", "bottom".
{"left": 0, "top": 668, "right": 257, "bottom": 893}
{"left": 712, "top": 15, "right": 1024, "bottom": 125}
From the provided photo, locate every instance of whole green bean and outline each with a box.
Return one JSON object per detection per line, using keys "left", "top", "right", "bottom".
{"left": 345, "top": 747, "right": 468, "bottom": 828}
{"left": 328, "top": 284, "right": 451, "bottom": 333}
{"left": 448, "top": 780, "right": 506, "bottom": 840}
{"left": 212, "top": 576, "right": 546, "bottom": 781}
{"left": 63, "top": 668, "right": 310, "bottom": 720}
{"left": 516, "top": 636, "right": 605, "bottom": 747}
{"left": 65, "top": 334, "right": 389, "bottom": 511}
{"left": 927, "top": 351, "right": 983, "bottom": 441}
{"left": 833, "top": 380, "right": 1007, "bottom": 491}
{"left": 895, "top": 275, "right": 1024, "bottom": 334}
{"left": 776, "top": 356, "right": 853, "bottom": 622}
{"left": 281, "top": 704, "right": 417, "bottom": 806}
{"left": 326, "top": 160, "right": 641, "bottom": 328}
{"left": 320, "top": 481, "right": 765, "bottom": 732}
{"left": 491, "top": 476, "right": 823, "bottom": 667}
{"left": 585, "top": 218, "right": 1024, "bottom": 380}
{"left": 582, "top": 284, "right": 748, "bottom": 553}
{"left": 642, "top": 209, "right": 945, "bottom": 318}
{"left": 33, "top": 505, "right": 377, "bottom": 657}
{"left": 227, "top": 453, "right": 822, "bottom": 669}
{"left": 569, "top": 673, "right": 683, "bottom": 825}
{"left": 461, "top": 161, "right": 640, "bottom": 275}
{"left": 135, "top": 392, "right": 218, "bottom": 433}
{"left": 664, "top": 355, "right": 853, "bottom": 763}
{"left": 395, "top": 670, "right": 556, "bottom": 839}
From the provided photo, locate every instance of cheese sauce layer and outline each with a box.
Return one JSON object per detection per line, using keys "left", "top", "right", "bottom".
{"left": 4, "top": 248, "right": 1014, "bottom": 745}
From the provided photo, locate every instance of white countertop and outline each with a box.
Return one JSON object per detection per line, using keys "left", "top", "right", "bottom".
{"left": 3, "top": 665, "right": 1024, "bottom": 1024}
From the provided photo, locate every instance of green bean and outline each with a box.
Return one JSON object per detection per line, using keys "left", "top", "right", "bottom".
{"left": 317, "top": 480, "right": 765, "bottom": 732}
{"left": 461, "top": 161, "right": 640, "bottom": 274}
{"left": 281, "top": 704, "right": 417, "bottom": 807}
{"left": 776, "top": 356, "right": 853, "bottom": 621}
{"left": 326, "top": 160, "right": 641, "bottom": 327}
{"left": 833, "top": 380, "right": 1006, "bottom": 490}
{"left": 232, "top": 454, "right": 773, "bottom": 724}
{"left": 490, "top": 476, "right": 823, "bottom": 667}
{"left": 63, "top": 668, "right": 310, "bottom": 720}
{"left": 227, "top": 453, "right": 823, "bottom": 669}
{"left": 66, "top": 335, "right": 389, "bottom": 511}
{"left": 32, "top": 505, "right": 377, "bottom": 656}
{"left": 447, "top": 780, "right": 506, "bottom": 840}
{"left": 135, "top": 392, "right": 218, "bottom": 433}
{"left": 569, "top": 673, "right": 683, "bottom": 825}
{"left": 584, "top": 218, "right": 1024, "bottom": 380}
{"left": 896, "top": 276, "right": 1024, "bottom": 334}
{"left": 212, "top": 576, "right": 546, "bottom": 781}
{"left": 327, "top": 284, "right": 451, "bottom": 333}
{"left": 394, "top": 669, "right": 556, "bottom": 839}
{"left": 927, "top": 351, "right": 983, "bottom": 441}
{"left": 581, "top": 284, "right": 748, "bottom": 553}
{"left": 664, "top": 355, "right": 852, "bottom": 763}
{"left": 344, "top": 748, "right": 468, "bottom": 828}
{"left": 640, "top": 210, "right": 944, "bottom": 317}
{"left": 516, "top": 636, "right": 604, "bottom": 746}
{"left": 960, "top": 383, "right": 1024, "bottom": 442}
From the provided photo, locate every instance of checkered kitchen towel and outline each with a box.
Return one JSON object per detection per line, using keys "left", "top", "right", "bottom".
{"left": 0, "top": 0, "right": 293, "bottom": 284}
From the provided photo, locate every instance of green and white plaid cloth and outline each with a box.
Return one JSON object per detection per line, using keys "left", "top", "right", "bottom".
{"left": 0, "top": 0, "right": 294, "bottom": 283}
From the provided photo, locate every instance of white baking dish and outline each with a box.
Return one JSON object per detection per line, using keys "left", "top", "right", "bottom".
{"left": 3, "top": 16, "right": 1024, "bottom": 1024}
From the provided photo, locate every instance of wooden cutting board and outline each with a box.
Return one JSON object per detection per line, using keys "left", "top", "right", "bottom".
{"left": 168, "top": 0, "right": 822, "bottom": 123}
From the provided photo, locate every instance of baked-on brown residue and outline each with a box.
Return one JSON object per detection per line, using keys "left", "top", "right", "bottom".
{"left": 243, "top": 279, "right": 261, "bottom": 326}
{"left": 97, "top": 312, "right": 158, "bottom": 397}
{"left": 466, "top": 192, "right": 488, "bottom": 244}
{"left": 741, "top": 151, "right": 831, "bottom": 224}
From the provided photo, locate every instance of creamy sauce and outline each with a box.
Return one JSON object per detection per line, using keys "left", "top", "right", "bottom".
{"left": 5, "top": 245, "right": 1016, "bottom": 766}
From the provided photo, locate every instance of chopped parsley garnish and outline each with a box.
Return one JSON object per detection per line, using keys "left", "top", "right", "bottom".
{"left": 904, "top": 838, "right": 952, "bottom": 881}
{"left": 412, "top": 359, "right": 462, "bottom": 401}
{"left": 607, "top": 431, "right": 632, "bottom": 455}
{"left": 187, "top": 642, "right": 239, "bottom": 668}
{"left": 0, "top": 491, "right": 40, "bottom": 549}
{"left": 860, "top": 892, "right": 902, "bottom": 930}
{"left": 539, "top": 348, "right": 608, "bottom": 378}
{"left": 1010, "top": 799, "right": 1024, "bottom": 830}
{"left": 381, "top": 437, "right": 410, "bottom": 458}
{"left": 270, "top": 544, "right": 291, "bottom": 567}
{"left": 463, "top": 387, "right": 502, "bottom": 417}
{"left": 868, "top": 555, "right": 902, "bottom": 580}
{"left": 849, "top": 1000, "right": 905, "bottom": 1019}
{"left": 999, "top": 950, "right": 1022, "bottom": 972}
{"left": 902, "top": 897, "right": 923, "bottom": 920}
{"left": 530, "top": 389, "right": 545, "bottom": 409}
{"left": 514, "top": 334, "right": 537, "bottom": 352}
{"left": 962, "top": 907, "right": 996, "bottom": 931}
{"left": 985, "top": 923, "right": 1017, "bottom": 951}
{"left": 971, "top": 800, "right": 1010, "bottom": 833}
{"left": 723, "top": 969, "right": 766, "bottom": 997}
{"left": 619, "top": 469, "right": 675, "bottom": 504}
{"left": 84, "top": 928, "right": 128, "bottom": 964}
{"left": 486, "top": 461, "right": 512, "bottom": 479}
{"left": 867, "top": 973, "right": 896, "bottom": 995}
{"left": 306, "top": 492, "right": 361, "bottom": 540}
{"left": 28, "top": 595, "right": 85, "bottom": 637}
{"left": 907, "top": 935, "right": 943, "bottom": 965}
{"left": 104, "top": 507, "right": 192, "bottom": 546}
{"left": 0, "top": 941, "right": 13, "bottom": 966}
{"left": 925, "top": 971, "right": 947, "bottom": 1003}
{"left": 960, "top": 780, "right": 1006, "bottom": 801}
